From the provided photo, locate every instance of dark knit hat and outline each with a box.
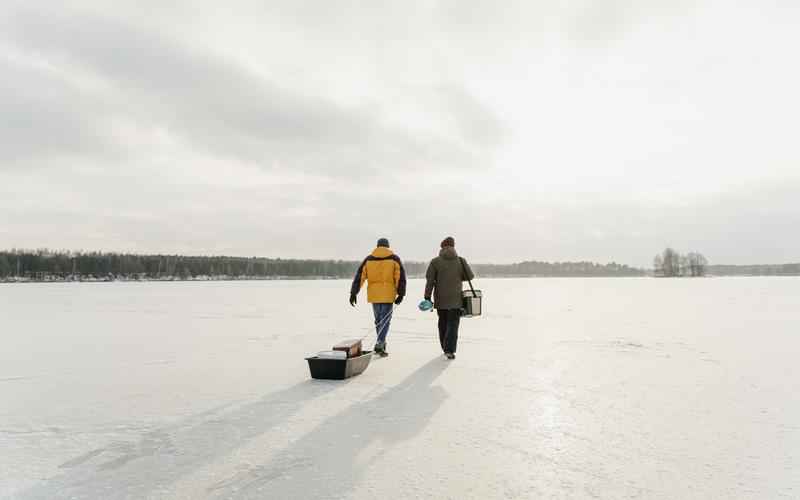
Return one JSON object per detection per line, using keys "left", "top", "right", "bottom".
{"left": 377, "top": 238, "right": 390, "bottom": 248}
{"left": 441, "top": 236, "right": 455, "bottom": 248}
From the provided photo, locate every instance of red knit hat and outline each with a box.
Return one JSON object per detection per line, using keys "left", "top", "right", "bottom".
{"left": 440, "top": 236, "right": 455, "bottom": 248}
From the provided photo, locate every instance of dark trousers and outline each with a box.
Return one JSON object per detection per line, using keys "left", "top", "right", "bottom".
{"left": 437, "top": 309, "right": 461, "bottom": 353}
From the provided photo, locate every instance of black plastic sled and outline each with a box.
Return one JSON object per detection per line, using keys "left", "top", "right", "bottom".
{"left": 306, "top": 351, "right": 373, "bottom": 380}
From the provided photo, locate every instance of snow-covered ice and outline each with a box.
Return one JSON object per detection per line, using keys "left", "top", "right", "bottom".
{"left": 1, "top": 278, "right": 798, "bottom": 499}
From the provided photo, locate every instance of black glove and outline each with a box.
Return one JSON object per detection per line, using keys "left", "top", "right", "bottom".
{"left": 349, "top": 293, "right": 357, "bottom": 307}
{"left": 394, "top": 295, "right": 404, "bottom": 305}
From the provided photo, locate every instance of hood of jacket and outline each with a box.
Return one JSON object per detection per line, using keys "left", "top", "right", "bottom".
{"left": 371, "top": 247, "right": 394, "bottom": 258}
{"left": 439, "top": 246, "right": 458, "bottom": 260}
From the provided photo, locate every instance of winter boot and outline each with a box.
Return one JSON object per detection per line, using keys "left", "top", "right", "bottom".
{"left": 374, "top": 342, "right": 388, "bottom": 357}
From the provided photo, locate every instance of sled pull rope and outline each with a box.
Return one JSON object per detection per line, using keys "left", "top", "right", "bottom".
{"left": 359, "top": 305, "right": 395, "bottom": 343}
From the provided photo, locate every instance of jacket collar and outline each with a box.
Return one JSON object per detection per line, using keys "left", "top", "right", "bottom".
{"left": 371, "top": 247, "right": 394, "bottom": 258}
{"left": 439, "top": 246, "right": 458, "bottom": 260}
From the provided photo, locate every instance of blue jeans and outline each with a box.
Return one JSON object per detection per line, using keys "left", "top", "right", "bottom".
{"left": 372, "top": 303, "right": 393, "bottom": 345}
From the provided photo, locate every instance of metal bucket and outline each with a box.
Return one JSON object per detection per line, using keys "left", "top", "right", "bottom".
{"left": 462, "top": 289, "right": 482, "bottom": 318}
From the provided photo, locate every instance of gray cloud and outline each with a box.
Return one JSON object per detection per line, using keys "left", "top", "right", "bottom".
{"left": 0, "top": 55, "right": 114, "bottom": 168}
{"left": 567, "top": 0, "right": 695, "bottom": 44}
{"left": 429, "top": 84, "right": 507, "bottom": 148}
{"left": 2, "top": 5, "right": 500, "bottom": 179}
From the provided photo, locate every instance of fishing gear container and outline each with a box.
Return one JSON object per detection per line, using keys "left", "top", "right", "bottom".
{"left": 332, "top": 339, "right": 362, "bottom": 358}
{"left": 461, "top": 289, "right": 483, "bottom": 317}
{"left": 306, "top": 351, "right": 373, "bottom": 380}
{"left": 458, "top": 256, "right": 482, "bottom": 318}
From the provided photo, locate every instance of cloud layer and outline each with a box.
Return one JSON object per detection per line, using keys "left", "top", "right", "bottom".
{"left": 1, "top": 2, "right": 798, "bottom": 265}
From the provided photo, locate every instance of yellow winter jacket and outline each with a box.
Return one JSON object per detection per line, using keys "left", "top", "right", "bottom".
{"left": 350, "top": 247, "right": 407, "bottom": 303}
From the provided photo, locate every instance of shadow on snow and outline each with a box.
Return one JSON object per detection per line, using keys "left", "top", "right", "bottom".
{"left": 207, "top": 356, "right": 450, "bottom": 499}
{"left": 20, "top": 357, "right": 449, "bottom": 500}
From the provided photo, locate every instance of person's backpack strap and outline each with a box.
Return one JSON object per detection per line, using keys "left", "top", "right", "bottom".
{"left": 459, "top": 257, "right": 477, "bottom": 297}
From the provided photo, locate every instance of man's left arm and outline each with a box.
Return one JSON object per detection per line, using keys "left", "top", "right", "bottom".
{"left": 393, "top": 256, "right": 407, "bottom": 302}
{"left": 461, "top": 257, "right": 475, "bottom": 282}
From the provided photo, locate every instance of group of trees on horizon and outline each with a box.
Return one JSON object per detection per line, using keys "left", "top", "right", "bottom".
{"left": 0, "top": 249, "right": 645, "bottom": 280}
{"left": 653, "top": 248, "right": 708, "bottom": 277}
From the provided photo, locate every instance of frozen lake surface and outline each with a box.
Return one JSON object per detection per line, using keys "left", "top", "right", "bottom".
{"left": 1, "top": 278, "right": 798, "bottom": 499}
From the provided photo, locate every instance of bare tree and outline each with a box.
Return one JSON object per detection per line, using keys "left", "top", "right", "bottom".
{"left": 686, "top": 252, "right": 708, "bottom": 277}
{"left": 679, "top": 254, "right": 690, "bottom": 277}
{"left": 653, "top": 254, "right": 664, "bottom": 276}
{"left": 662, "top": 248, "right": 680, "bottom": 277}
{"left": 697, "top": 253, "right": 708, "bottom": 276}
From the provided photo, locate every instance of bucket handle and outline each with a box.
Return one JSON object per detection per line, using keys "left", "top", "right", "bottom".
{"left": 459, "top": 257, "right": 477, "bottom": 298}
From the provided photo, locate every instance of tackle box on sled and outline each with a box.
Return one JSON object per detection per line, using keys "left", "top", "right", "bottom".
{"left": 306, "top": 339, "right": 372, "bottom": 380}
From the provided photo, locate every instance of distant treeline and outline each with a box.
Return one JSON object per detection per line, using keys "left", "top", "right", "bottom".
{"left": 473, "top": 261, "right": 643, "bottom": 277}
{"left": 707, "top": 264, "right": 800, "bottom": 276}
{"left": 0, "top": 250, "right": 360, "bottom": 279}
{"left": 0, "top": 249, "right": 646, "bottom": 279}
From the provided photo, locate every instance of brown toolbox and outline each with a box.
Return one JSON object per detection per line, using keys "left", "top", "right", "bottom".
{"left": 332, "top": 339, "right": 362, "bottom": 358}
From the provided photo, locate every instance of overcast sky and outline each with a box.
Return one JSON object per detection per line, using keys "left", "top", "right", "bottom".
{"left": 1, "top": 1, "right": 798, "bottom": 266}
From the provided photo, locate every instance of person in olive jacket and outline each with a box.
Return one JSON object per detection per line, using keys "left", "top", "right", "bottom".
{"left": 350, "top": 238, "right": 406, "bottom": 356}
{"left": 424, "top": 236, "right": 474, "bottom": 359}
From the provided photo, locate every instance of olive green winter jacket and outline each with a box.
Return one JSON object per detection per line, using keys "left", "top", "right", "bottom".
{"left": 424, "top": 246, "right": 475, "bottom": 310}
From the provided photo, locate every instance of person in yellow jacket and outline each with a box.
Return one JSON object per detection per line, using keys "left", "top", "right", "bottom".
{"left": 350, "top": 238, "right": 407, "bottom": 356}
